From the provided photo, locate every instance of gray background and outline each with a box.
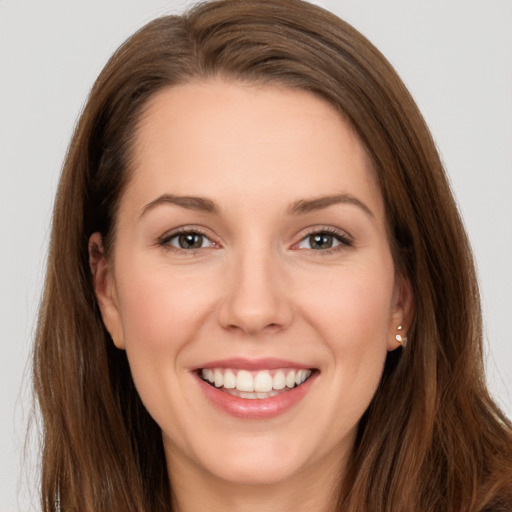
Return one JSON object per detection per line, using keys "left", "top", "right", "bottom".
{"left": 1, "top": 0, "right": 510, "bottom": 510}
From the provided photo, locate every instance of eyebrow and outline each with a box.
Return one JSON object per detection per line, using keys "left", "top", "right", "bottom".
{"left": 287, "top": 193, "right": 374, "bottom": 218}
{"left": 140, "top": 194, "right": 217, "bottom": 218}
{"left": 139, "top": 192, "right": 374, "bottom": 219}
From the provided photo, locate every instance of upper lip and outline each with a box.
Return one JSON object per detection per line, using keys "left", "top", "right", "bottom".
{"left": 191, "top": 357, "right": 314, "bottom": 371}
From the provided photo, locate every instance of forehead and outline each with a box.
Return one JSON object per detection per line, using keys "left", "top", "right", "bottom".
{"left": 124, "top": 78, "right": 384, "bottom": 221}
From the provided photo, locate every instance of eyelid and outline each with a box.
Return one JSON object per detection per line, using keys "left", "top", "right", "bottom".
{"left": 155, "top": 224, "right": 353, "bottom": 253}
{"left": 291, "top": 225, "right": 354, "bottom": 251}
{"left": 156, "top": 225, "right": 221, "bottom": 250}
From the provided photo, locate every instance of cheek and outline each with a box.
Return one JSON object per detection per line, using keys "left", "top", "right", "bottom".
{"left": 112, "top": 257, "right": 215, "bottom": 401}
{"left": 301, "top": 262, "right": 395, "bottom": 346}
{"left": 297, "top": 260, "right": 395, "bottom": 415}
{"left": 115, "top": 258, "right": 214, "bottom": 349}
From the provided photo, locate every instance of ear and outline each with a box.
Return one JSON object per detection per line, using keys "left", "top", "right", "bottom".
{"left": 89, "top": 233, "right": 125, "bottom": 349}
{"left": 387, "top": 273, "right": 414, "bottom": 351}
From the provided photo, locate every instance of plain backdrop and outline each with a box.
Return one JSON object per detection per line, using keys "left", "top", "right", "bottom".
{"left": 1, "top": 1, "right": 511, "bottom": 510}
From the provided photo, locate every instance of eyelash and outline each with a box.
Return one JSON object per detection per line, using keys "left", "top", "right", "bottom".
{"left": 294, "top": 227, "right": 353, "bottom": 255}
{"left": 157, "top": 227, "right": 218, "bottom": 253}
{"left": 157, "top": 226, "right": 353, "bottom": 254}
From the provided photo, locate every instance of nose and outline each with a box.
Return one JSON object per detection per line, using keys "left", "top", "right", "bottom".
{"left": 217, "top": 249, "right": 294, "bottom": 336}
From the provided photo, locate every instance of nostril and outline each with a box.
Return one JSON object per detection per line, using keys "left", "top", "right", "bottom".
{"left": 223, "top": 321, "right": 283, "bottom": 335}
{"left": 264, "top": 323, "right": 282, "bottom": 332}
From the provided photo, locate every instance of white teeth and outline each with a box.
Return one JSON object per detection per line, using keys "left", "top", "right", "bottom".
{"left": 295, "top": 369, "right": 309, "bottom": 386}
{"left": 239, "top": 391, "right": 258, "bottom": 399}
{"left": 214, "top": 369, "right": 223, "bottom": 388}
{"left": 223, "top": 370, "right": 236, "bottom": 389}
{"left": 201, "top": 367, "right": 313, "bottom": 394}
{"left": 286, "top": 370, "right": 296, "bottom": 388}
{"left": 273, "top": 370, "right": 286, "bottom": 390}
{"left": 254, "top": 371, "right": 273, "bottom": 392}
{"left": 299, "top": 369, "right": 312, "bottom": 383}
{"left": 202, "top": 368, "right": 215, "bottom": 384}
{"left": 236, "top": 370, "right": 254, "bottom": 392}
{"left": 225, "top": 388, "right": 281, "bottom": 399}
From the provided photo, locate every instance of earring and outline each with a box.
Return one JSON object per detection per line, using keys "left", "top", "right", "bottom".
{"left": 395, "top": 325, "right": 408, "bottom": 348}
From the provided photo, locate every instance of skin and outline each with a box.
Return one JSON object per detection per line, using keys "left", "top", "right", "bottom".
{"left": 90, "top": 79, "right": 412, "bottom": 512}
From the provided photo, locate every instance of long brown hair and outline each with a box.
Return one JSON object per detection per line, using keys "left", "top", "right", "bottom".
{"left": 33, "top": 1, "right": 512, "bottom": 510}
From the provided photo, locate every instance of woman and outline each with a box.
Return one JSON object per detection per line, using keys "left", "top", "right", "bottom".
{"left": 33, "top": 0, "right": 512, "bottom": 510}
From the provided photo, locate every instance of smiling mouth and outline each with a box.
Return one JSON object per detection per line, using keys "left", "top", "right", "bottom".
{"left": 199, "top": 368, "right": 315, "bottom": 399}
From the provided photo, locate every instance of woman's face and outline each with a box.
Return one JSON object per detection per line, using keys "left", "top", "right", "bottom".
{"left": 92, "top": 79, "right": 411, "bottom": 488}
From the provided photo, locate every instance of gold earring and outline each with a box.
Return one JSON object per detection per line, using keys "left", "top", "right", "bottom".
{"left": 395, "top": 325, "right": 408, "bottom": 347}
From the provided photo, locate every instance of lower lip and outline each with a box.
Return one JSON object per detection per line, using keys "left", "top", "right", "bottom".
{"left": 196, "top": 372, "right": 317, "bottom": 420}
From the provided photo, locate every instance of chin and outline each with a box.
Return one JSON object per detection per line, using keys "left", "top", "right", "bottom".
{"left": 164, "top": 426, "right": 319, "bottom": 487}
{"left": 203, "top": 450, "right": 307, "bottom": 486}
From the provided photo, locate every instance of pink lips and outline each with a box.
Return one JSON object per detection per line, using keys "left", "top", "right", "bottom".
{"left": 193, "top": 357, "right": 311, "bottom": 371}
{"left": 193, "top": 358, "right": 317, "bottom": 420}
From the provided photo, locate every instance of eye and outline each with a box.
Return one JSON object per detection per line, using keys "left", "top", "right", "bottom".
{"left": 160, "top": 230, "right": 216, "bottom": 250}
{"left": 296, "top": 229, "right": 352, "bottom": 251}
